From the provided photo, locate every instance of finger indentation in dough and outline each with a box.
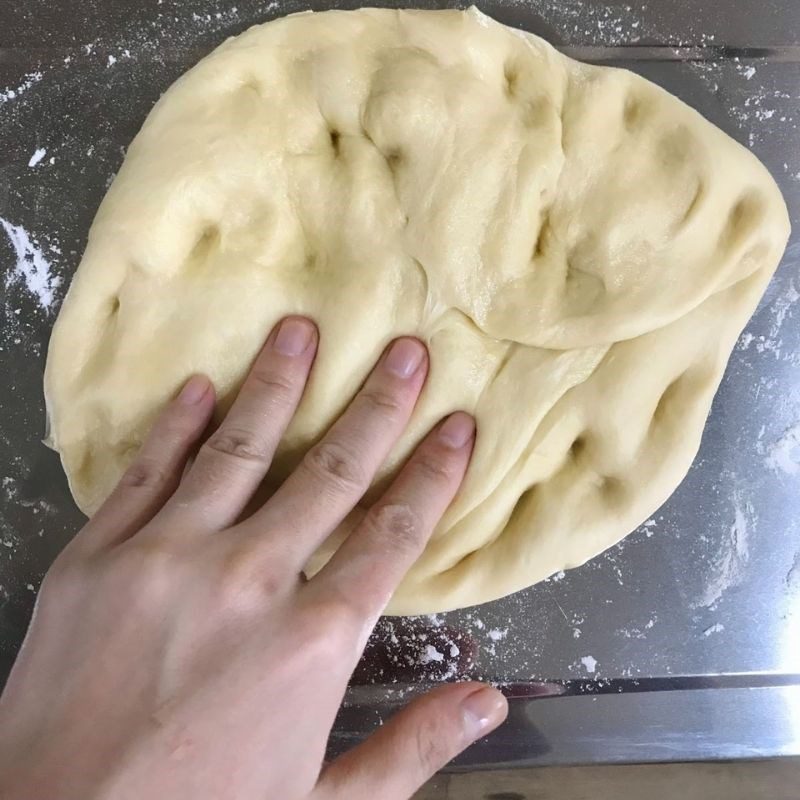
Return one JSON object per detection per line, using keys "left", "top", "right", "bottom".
{"left": 623, "top": 94, "right": 645, "bottom": 130}
{"left": 718, "top": 193, "right": 765, "bottom": 253}
{"left": 521, "top": 96, "right": 551, "bottom": 128}
{"left": 569, "top": 435, "right": 588, "bottom": 461}
{"left": 599, "top": 475, "right": 626, "bottom": 503}
{"left": 533, "top": 208, "right": 553, "bottom": 259}
{"left": 503, "top": 60, "right": 519, "bottom": 98}
{"left": 329, "top": 128, "right": 341, "bottom": 156}
{"left": 385, "top": 148, "right": 402, "bottom": 175}
{"left": 185, "top": 225, "right": 220, "bottom": 273}
{"left": 676, "top": 179, "right": 705, "bottom": 230}
{"left": 651, "top": 369, "right": 698, "bottom": 429}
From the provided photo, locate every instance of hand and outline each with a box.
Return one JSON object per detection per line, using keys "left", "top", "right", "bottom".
{"left": 0, "top": 317, "right": 507, "bottom": 800}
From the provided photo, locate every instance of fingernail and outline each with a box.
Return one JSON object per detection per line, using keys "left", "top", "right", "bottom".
{"left": 384, "top": 338, "right": 426, "bottom": 378}
{"left": 274, "top": 317, "right": 314, "bottom": 356}
{"left": 460, "top": 687, "right": 508, "bottom": 742}
{"left": 178, "top": 374, "right": 210, "bottom": 405}
{"left": 438, "top": 412, "right": 475, "bottom": 449}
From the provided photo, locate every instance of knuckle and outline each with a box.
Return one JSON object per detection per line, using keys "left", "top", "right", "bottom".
{"left": 205, "top": 427, "right": 269, "bottom": 464}
{"left": 414, "top": 714, "right": 455, "bottom": 773}
{"left": 249, "top": 368, "right": 296, "bottom": 399}
{"left": 217, "top": 542, "right": 284, "bottom": 609}
{"left": 358, "top": 387, "right": 403, "bottom": 416}
{"left": 412, "top": 454, "right": 455, "bottom": 486}
{"left": 366, "top": 502, "right": 424, "bottom": 555}
{"left": 119, "top": 457, "right": 167, "bottom": 491}
{"left": 91, "top": 541, "right": 178, "bottom": 607}
{"left": 301, "top": 595, "right": 362, "bottom": 648}
{"left": 304, "top": 440, "right": 367, "bottom": 491}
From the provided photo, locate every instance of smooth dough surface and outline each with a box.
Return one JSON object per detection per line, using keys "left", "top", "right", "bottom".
{"left": 45, "top": 7, "right": 790, "bottom": 614}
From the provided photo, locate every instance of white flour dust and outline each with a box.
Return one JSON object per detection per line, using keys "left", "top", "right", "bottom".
{"left": 419, "top": 644, "right": 444, "bottom": 665}
{"left": 1, "top": 218, "right": 62, "bottom": 311}
{"left": 738, "top": 267, "right": 799, "bottom": 365}
{"left": 580, "top": 655, "right": 598, "bottom": 674}
{"left": 692, "top": 490, "right": 754, "bottom": 609}
{"left": 702, "top": 622, "right": 725, "bottom": 637}
{"left": 766, "top": 423, "right": 800, "bottom": 476}
{"left": 27, "top": 148, "right": 47, "bottom": 168}
{"left": 0, "top": 71, "right": 43, "bottom": 104}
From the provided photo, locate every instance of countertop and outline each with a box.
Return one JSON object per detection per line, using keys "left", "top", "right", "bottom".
{"left": 1, "top": 0, "right": 799, "bottom": 768}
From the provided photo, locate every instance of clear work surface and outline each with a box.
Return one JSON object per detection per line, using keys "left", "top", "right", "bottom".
{"left": 1, "top": 0, "right": 798, "bottom": 768}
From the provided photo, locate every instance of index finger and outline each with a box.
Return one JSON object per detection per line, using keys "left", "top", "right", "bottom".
{"left": 309, "top": 411, "right": 475, "bottom": 619}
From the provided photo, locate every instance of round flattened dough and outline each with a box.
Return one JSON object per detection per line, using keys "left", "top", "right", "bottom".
{"left": 45, "top": 8, "right": 790, "bottom": 614}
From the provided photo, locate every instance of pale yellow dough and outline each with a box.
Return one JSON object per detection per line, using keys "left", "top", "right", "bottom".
{"left": 45, "top": 7, "right": 790, "bottom": 614}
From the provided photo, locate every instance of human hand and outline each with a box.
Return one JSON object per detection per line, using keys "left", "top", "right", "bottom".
{"left": 0, "top": 317, "right": 507, "bottom": 800}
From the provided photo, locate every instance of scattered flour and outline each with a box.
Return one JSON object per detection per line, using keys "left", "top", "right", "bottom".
{"left": 1, "top": 219, "right": 62, "bottom": 311}
{"left": 692, "top": 490, "right": 753, "bottom": 609}
{"left": 740, "top": 65, "right": 756, "bottom": 80}
{"left": 0, "top": 71, "right": 44, "bottom": 104}
{"left": 768, "top": 279, "right": 799, "bottom": 342}
{"left": 27, "top": 148, "right": 47, "bottom": 167}
{"left": 641, "top": 517, "right": 658, "bottom": 537}
{"left": 580, "top": 655, "right": 598, "bottom": 674}
{"left": 765, "top": 423, "right": 800, "bottom": 476}
{"left": 702, "top": 622, "right": 725, "bottom": 637}
{"left": 419, "top": 644, "right": 444, "bottom": 665}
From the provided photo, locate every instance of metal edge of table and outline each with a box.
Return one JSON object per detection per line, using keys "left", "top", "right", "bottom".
{"left": 332, "top": 680, "right": 800, "bottom": 768}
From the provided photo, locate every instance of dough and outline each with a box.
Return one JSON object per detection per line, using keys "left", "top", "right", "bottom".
{"left": 45, "top": 7, "right": 789, "bottom": 614}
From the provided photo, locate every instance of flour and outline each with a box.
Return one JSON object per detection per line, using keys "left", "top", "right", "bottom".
{"left": 692, "top": 490, "right": 753, "bottom": 609}
{"left": 768, "top": 278, "right": 799, "bottom": 341}
{"left": 765, "top": 423, "right": 800, "bottom": 476}
{"left": 641, "top": 517, "right": 658, "bottom": 537}
{"left": 738, "top": 270, "right": 798, "bottom": 364}
{"left": 523, "top": 0, "right": 644, "bottom": 46}
{"left": 27, "top": 148, "right": 47, "bottom": 168}
{"left": 419, "top": 644, "right": 445, "bottom": 665}
{"left": 1, "top": 219, "right": 62, "bottom": 311}
{"left": 580, "top": 655, "right": 598, "bottom": 674}
{"left": 0, "top": 71, "right": 43, "bottom": 104}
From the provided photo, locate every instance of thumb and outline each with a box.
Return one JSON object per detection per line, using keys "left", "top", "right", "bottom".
{"left": 315, "top": 682, "right": 507, "bottom": 800}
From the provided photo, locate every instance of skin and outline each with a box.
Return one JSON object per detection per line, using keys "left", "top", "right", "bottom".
{"left": 0, "top": 316, "right": 508, "bottom": 800}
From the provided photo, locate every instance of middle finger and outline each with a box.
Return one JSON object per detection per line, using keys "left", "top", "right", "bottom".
{"left": 239, "top": 337, "right": 428, "bottom": 559}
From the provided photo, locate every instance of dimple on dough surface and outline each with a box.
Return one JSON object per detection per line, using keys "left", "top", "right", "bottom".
{"left": 44, "top": 7, "right": 790, "bottom": 614}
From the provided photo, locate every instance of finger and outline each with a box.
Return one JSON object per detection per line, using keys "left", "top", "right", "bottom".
{"left": 315, "top": 683, "right": 507, "bottom": 800}
{"left": 312, "top": 411, "right": 474, "bottom": 618}
{"left": 161, "top": 316, "right": 317, "bottom": 531}
{"left": 77, "top": 374, "right": 215, "bottom": 551}
{"left": 241, "top": 337, "right": 428, "bottom": 560}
